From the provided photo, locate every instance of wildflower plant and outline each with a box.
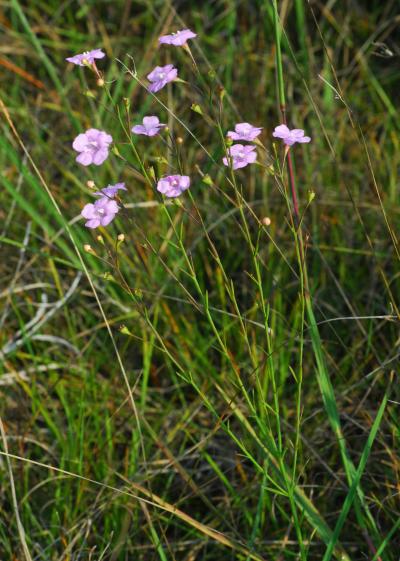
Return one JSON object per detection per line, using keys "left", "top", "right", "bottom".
{"left": 65, "top": 23, "right": 382, "bottom": 561}
{"left": 0, "top": 2, "right": 396, "bottom": 559}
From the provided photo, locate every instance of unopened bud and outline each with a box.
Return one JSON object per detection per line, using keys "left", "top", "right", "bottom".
{"left": 191, "top": 103, "right": 203, "bottom": 115}
{"left": 96, "top": 235, "right": 104, "bottom": 243}
{"left": 176, "top": 136, "right": 183, "bottom": 145}
{"left": 202, "top": 174, "right": 213, "bottom": 186}
{"left": 84, "top": 244, "right": 92, "bottom": 252}
{"left": 87, "top": 180, "right": 95, "bottom": 189}
{"left": 117, "top": 233, "right": 125, "bottom": 242}
{"left": 97, "top": 78, "right": 105, "bottom": 87}
{"left": 262, "top": 217, "right": 271, "bottom": 227}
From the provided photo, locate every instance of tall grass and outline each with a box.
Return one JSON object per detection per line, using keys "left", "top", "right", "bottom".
{"left": 1, "top": 1, "right": 399, "bottom": 560}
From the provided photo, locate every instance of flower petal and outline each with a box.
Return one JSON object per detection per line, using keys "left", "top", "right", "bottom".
{"left": 92, "top": 148, "right": 109, "bottom": 165}
{"left": 85, "top": 218, "right": 101, "bottom": 228}
{"left": 76, "top": 152, "right": 93, "bottom": 166}
{"left": 72, "top": 133, "right": 88, "bottom": 151}
{"left": 81, "top": 203, "right": 96, "bottom": 219}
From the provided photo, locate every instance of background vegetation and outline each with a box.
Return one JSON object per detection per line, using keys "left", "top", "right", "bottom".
{"left": 1, "top": 0, "right": 399, "bottom": 559}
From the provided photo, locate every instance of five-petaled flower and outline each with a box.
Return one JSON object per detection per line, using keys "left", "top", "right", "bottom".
{"left": 223, "top": 144, "right": 257, "bottom": 170}
{"left": 131, "top": 116, "right": 166, "bottom": 136}
{"left": 94, "top": 183, "right": 127, "bottom": 198}
{"left": 157, "top": 175, "right": 191, "bottom": 198}
{"left": 66, "top": 49, "right": 105, "bottom": 67}
{"left": 73, "top": 129, "right": 113, "bottom": 166}
{"left": 227, "top": 122, "right": 262, "bottom": 142}
{"left": 147, "top": 65, "right": 178, "bottom": 93}
{"left": 81, "top": 198, "right": 119, "bottom": 229}
{"left": 158, "top": 29, "right": 197, "bottom": 47}
{"left": 272, "top": 125, "right": 311, "bottom": 146}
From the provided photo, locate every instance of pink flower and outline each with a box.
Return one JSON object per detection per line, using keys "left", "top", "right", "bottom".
{"left": 94, "top": 183, "right": 127, "bottom": 198}
{"left": 272, "top": 124, "right": 311, "bottom": 146}
{"left": 227, "top": 122, "right": 262, "bottom": 142}
{"left": 72, "top": 129, "right": 113, "bottom": 166}
{"left": 81, "top": 198, "right": 119, "bottom": 228}
{"left": 157, "top": 175, "right": 190, "bottom": 198}
{"left": 147, "top": 65, "right": 178, "bottom": 93}
{"left": 66, "top": 49, "right": 105, "bottom": 67}
{"left": 223, "top": 144, "right": 257, "bottom": 170}
{"left": 159, "top": 29, "right": 197, "bottom": 47}
{"left": 131, "top": 116, "right": 166, "bottom": 136}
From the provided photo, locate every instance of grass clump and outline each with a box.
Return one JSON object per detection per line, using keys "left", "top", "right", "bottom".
{"left": 0, "top": 1, "right": 399, "bottom": 560}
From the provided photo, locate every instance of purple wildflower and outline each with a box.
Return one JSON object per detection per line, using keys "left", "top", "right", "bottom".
{"left": 66, "top": 49, "right": 105, "bottom": 67}
{"left": 81, "top": 198, "right": 119, "bottom": 229}
{"left": 223, "top": 144, "right": 257, "bottom": 170}
{"left": 227, "top": 122, "right": 262, "bottom": 142}
{"left": 157, "top": 175, "right": 191, "bottom": 198}
{"left": 158, "top": 29, "right": 197, "bottom": 46}
{"left": 147, "top": 65, "right": 178, "bottom": 93}
{"left": 131, "top": 116, "right": 166, "bottom": 137}
{"left": 272, "top": 124, "right": 311, "bottom": 146}
{"left": 72, "top": 129, "right": 113, "bottom": 166}
{"left": 93, "top": 182, "right": 127, "bottom": 198}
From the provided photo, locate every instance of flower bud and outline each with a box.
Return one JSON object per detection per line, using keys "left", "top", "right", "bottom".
{"left": 191, "top": 103, "right": 203, "bottom": 115}
{"left": 84, "top": 244, "right": 92, "bottom": 252}
{"left": 176, "top": 136, "right": 183, "bottom": 145}
{"left": 117, "top": 233, "right": 125, "bottom": 242}
{"left": 262, "top": 217, "right": 271, "bottom": 227}
{"left": 97, "top": 78, "right": 105, "bottom": 87}
{"left": 86, "top": 180, "right": 96, "bottom": 189}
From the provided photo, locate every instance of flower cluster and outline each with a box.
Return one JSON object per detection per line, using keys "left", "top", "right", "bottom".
{"left": 67, "top": 31, "right": 196, "bottom": 228}
{"left": 67, "top": 30, "right": 310, "bottom": 230}
{"left": 223, "top": 122, "right": 262, "bottom": 170}
{"left": 81, "top": 184, "right": 124, "bottom": 228}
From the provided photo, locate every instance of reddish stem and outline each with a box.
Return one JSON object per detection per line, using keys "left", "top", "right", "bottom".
{"left": 287, "top": 149, "right": 299, "bottom": 220}
{"left": 280, "top": 105, "right": 300, "bottom": 221}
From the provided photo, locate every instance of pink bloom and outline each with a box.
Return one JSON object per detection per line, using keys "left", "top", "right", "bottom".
{"left": 66, "top": 49, "right": 105, "bottom": 67}
{"left": 158, "top": 29, "right": 197, "bottom": 47}
{"left": 94, "top": 183, "right": 127, "bottom": 198}
{"left": 272, "top": 124, "right": 311, "bottom": 146}
{"left": 157, "top": 175, "right": 190, "bottom": 198}
{"left": 227, "top": 122, "right": 262, "bottom": 142}
{"left": 72, "top": 129, "right": 113, "bottom": 166}
{"left": 131, "top": 116, "right": 166, "bottom": 136}
{"left": 147, "top": 65, "right": 178, "bottom": 93}
{"left": 223, "top": 144, "right": 257, "bottom": 170}
{"left": 81, "top": 198, "right": 119, "bottom": 229}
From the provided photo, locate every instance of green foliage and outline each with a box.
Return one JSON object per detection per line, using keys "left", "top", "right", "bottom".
{"left": 0, "top": 1, "right": 399, "bottom": 560}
